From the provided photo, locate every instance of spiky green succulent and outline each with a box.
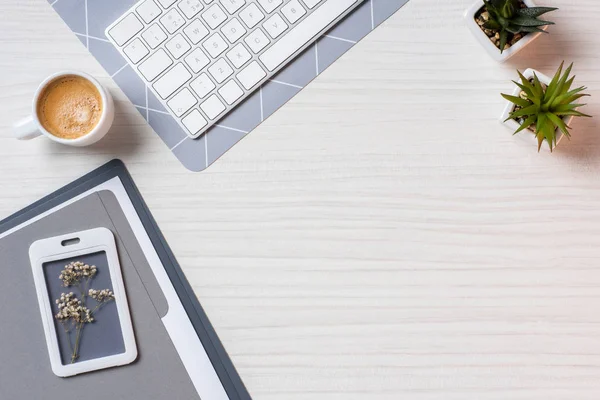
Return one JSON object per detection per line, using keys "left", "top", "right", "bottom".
{"left": 502, "top": 62, "right": 591, "bottom": 152}
{"left": 482, "top": 0, "right": 557, "bottom": 52}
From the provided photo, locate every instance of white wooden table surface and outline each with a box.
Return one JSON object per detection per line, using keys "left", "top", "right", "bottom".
{"left": 1, "top": 0, "right": 600, "bottom": 398}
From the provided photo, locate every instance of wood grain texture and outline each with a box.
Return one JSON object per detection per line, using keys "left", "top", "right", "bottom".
{"left": 1, "top": 0, "right": 600, "bottom": 398}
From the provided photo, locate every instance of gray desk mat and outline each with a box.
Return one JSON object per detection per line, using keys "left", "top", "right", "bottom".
{"left": 47, "top": 0, "right": 409, "bottom": 171}
{"left": 0, "top": 191, "right": 200, "bottom": 399}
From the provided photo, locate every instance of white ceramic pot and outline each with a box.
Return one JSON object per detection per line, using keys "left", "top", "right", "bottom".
{"left": 500, "top": 68, "right": 573, "bottom": 152}
{"left": 464, "top": 0, "right": 550, "bottom": 63}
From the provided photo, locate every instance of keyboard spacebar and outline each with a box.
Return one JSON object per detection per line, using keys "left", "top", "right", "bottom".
{"left": 259, "top": 0, "right": 359, "bottom": 71}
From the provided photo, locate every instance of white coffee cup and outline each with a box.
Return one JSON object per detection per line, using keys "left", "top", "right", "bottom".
{"left": 13, "top": 71, "right": 115, "bottom": 147}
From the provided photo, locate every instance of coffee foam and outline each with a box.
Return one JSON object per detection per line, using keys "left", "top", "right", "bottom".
{"left": 37, "top": 75, "right": 103, "bottom": 140}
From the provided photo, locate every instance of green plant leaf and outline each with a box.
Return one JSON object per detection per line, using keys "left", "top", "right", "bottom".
{"left": 548, "top": 78, "right": 579, "bottom": 106}
{"left": 510, "top": 16, "right": 555, "bottom": 27}
{"left": 544, "top": 61, "right": 564, "bottom": 101}
{"left": 501, "top": 0, "right": 515, "bottom": 18}
{"left": 497, "top": 15, "right": 509, "bottom": 28}
{"left": 546, "top": 119, "right": 559, "bottom": 149}
{"left": 547, "top": 112, "right": 570, "bottom": 137}
{"left": 487, "top": 6, "right": 500, "bottom": 22}
{"left": 518, "top": 26, "right": 548, "bottom": 33}
{"left": 499, "top": 29, "right": 508, "bottom": 52}
{"left": 516, "top": 6, "right": 558, "bottom": 18}
{"left": 563, "top": 76, "right": 575, "bottom": 93}
{"left": 513, "top": 114, "right": 537, "bottom": 135}
{"left": 518, "top": 70, "right": 531, "bottom": 86}
{"left": 553, "top": 103, "right": 584, "bottom": 113}
{"left": 555, "top": 110, "right": 592, "bottom": 118}
{"left": 564, "top": 94, "right": 590, "bottom": 106}
{"left": 553, "top": 101, "right": 592, "bottom": 118}
{"left": 551, "top": 87, "right": 588, "bottom": 108}
{"left": 484, "top": 0, "right": 496, "bottom": 9}
{"left": 552, "top": 63, "right": 574, "bottom": 102}
{"left": 535, "top": 129, "right": 545, "bottom": 151}
{"left": 512, "top": 80, "right": 533, "bottom": 98}
{"left": 557, "top": 93, "right": 589, "bottom": 107}
{"left": 508, "top": 104, "right": 538, "bottom": 120}
{"left": 506, "top": 24, "right": 521, "bottom": 34}
{"left": 515, "top": 71, "right": 540, "bottom": 106}
{"left": 538, "top": 114, "right": 557, "bottom": 152}
{"left": 484, "top": 20, "right": 501, "bottom": 30}
{"left": 536, "top": 113, "right": 547, "bottom": 151}
{"left": 531, "top": 73, "right": 544, "bottom": 101}
{"left": 502, "top": 93, "right": 531, "bottom": 107}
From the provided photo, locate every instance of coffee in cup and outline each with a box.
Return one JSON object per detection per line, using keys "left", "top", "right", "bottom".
{"left": 13, "top": 70, "right": 114, "bottom": 147}
{"left": 37, "top": 75, "right": 103, "bottom": 140}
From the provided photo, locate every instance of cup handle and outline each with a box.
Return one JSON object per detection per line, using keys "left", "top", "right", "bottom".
{"left": 13, "top": 116, "right": 42, "bottom": 140}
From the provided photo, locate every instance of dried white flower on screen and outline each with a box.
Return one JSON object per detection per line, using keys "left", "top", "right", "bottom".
{"left": 54, "top": 260, "right": 114, "bottom": 363}
{"left": 59, "top": 261, "right": 97, "bottom": 287}
{"left": 89, "top": 288, "right": 115, "bottom": 303}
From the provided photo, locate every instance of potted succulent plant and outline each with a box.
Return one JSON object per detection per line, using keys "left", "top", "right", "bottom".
{"left": 500, "top": 62, "right": 591, "bottom": 152}
{"left": 465, "top": 0, "right": 557, "bottom": 62}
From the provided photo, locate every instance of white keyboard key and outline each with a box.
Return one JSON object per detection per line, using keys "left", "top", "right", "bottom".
{"left": 221, "top": 0, "right": 245, "bottom": 14}
{"left": 182, "top": 109, "right": 208, "bottom": 136}
{"left": 218, "top": 80, "right": 244, "bottom": 104}
{"left": 165, "top": 33, "right": 191, "bottom": 59}
{"left": 153, "top": 63, "right": 192, "bottom": 98}
{"left": 183, "top": 19, "right": 209, "bottom": 43}
{"left": 178, "top": 0, "right": 204, "bottom": 18}
{"left": 226, "top": 43, "right": 251, "bottom": 68}
{"left": 236, "top": 61, "right": 266, "bottom": 90}
{"left": 257, "top": 0, "right": 282, "bottom": 13}
{"left": 260, "top": 0, "right": 357, "bottom": 71}
{"left": 201, "top": 3, "right": 227, "bottom": 29}
{"left": 239, "top": 3, "right": 264, "bottom": 28}
{"left": 190, "top": 73, "right": 216, "bottom": 98}
{"left": 142, "top": 24, "right": 168, "bottom": 48}
{"left": 160, "top": 9, "right": 185, "bottom": 33}
{"left": 167, "top": 88, "right": 198, "bottom": 116}
{"left": 200, "top": 94, "right": 226, "bottom": 119}
{"left": 203, "top": 32, "right": 228, "bottom": 58}
{"left": 108, "top": 13, "right": 143, "bottom": 46}
{"left": 184, "top": 48, "right": 210, "bottom": 72}
{"left": 208, "top": 58, "right": 233, "bottom": 83}
{"left": 138, "top": 49, "right": 173, "bottom": 81}
{"left": 221, "top": 18, "right": 247, "bottom": 44}
{"left": 244, "top": 28, "right": 270, "bottom": 53}
{"left": 281, "top": 0, "right": 306, "bottom": 23}
{"left": 302, "top": 0, "right": 322, "bottom": 8}
{"left": 137, "top": 0, "right": 162, "bottom": 23}
{"left": 263, "top": 14, "right": 288, "bottom": 38}
{"left": 157, "top": 0, "right": 177, "bottom": 7}
{"left": 123, "top": 38, "right": 149, "bottom": 64}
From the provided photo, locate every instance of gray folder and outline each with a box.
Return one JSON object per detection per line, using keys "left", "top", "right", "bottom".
{"left": 0, "top": 160, "right": 250, "bottom": 400}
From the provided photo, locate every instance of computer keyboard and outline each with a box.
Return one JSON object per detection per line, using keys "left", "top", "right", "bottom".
{"left": 106, "top": 0, "right": 364, "bottom": 139}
